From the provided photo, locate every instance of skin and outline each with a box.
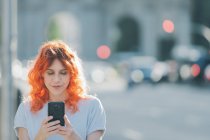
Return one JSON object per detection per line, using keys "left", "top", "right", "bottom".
{"left": 17, "top": 59, "right": 104, "bottom": 140}
{"left": 43, "top": 59, "right": 70, "bottom": 102}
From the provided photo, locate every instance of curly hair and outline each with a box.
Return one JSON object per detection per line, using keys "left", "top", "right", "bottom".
{"left": 28, "top": 40, "right": 87, "bottom": 113}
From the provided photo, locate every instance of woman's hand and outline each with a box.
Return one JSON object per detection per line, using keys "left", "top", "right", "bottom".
{"left": 58, "top": 115, "right": 81, "bottom": 140}
{"left": 35, "top": 116, "right": 61, "bottom": 140}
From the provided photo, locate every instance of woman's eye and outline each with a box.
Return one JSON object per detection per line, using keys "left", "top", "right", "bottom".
{"left": 46, "top": 71, "right": 54, "bottom": 75}
{"left": 60, "top": 71, "right": 67, "bottom": 75}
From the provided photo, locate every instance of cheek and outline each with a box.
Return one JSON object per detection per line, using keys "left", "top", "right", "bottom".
{"left": 64, "top": 76, "right": 70, "bottom": 85}
{"left": 43, "top": 76, "right": 51, "bottom": 85}
{"left": 65, "top": 77, "right": 70, "bottom": 84}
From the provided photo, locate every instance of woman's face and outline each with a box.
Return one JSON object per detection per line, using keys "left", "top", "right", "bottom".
{"left": 43, "top": 59, "right": 70, "bottom": 100}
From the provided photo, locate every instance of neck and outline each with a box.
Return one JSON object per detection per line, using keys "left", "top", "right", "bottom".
{"left": 49, "top": 94, "right": 66, "bottom": 102}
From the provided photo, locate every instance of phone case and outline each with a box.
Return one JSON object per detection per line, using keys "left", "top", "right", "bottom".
{"left": 48, "top": 102, "right": 65, "bottom": 126}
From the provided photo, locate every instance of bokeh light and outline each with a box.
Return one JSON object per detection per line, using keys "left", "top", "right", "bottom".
{"left": 162, "top": 19, "right": 175, "bottom": 33}
{"left": 97, "top": 45, "right": 111, "bottom": 59}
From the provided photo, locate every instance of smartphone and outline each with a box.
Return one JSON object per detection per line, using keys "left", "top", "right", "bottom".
{"left": 48, "top": 102, "right": 65, "bottom": 126}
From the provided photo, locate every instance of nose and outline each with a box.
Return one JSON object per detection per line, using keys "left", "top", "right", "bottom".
{"left": 52, "top": 74, "right": 61, "bottom": 83}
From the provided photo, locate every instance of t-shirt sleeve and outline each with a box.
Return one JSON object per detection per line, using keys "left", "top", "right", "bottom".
{"left": 87, "top": 97, "right": 106, "bottom": 135}
{"left": 14, "top": 102, "right": 28, "bottom": 136}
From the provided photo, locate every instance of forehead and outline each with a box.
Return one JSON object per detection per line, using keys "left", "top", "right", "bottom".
{"left": 48, "top": 59, "right": 66, "bottom": 70}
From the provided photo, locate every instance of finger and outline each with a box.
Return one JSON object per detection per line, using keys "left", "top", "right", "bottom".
{"left": 48, "top": 124, "right": 61, "bottom": 132}
{"left": 58, "top": 126, "right": 73, "bottom": 135}
{"left": 48, "top": 129, "right": 60, "bottom": 136}
{"left": 57, "top": 130, "right": 66, "bottom": 135}
{"left": 58, "top": 128, "right": 70, "bottom": 135}
{"left": 46, "top": 120, "right": 60, "bottom": 128}
{"left": 42, "top": 116, "right": 53, "bottom": 124}
{"left": 64, "top": 115, "right": 71, "bottom": 127}
{"left": 58, "top": 126, "right": 66, "bottom": 131}
{"left": 58, "top": 129, "right": 73, "bottom": 136}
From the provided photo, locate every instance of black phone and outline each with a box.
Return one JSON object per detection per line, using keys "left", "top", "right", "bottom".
{"left": 48, "top": 102, "right": 65, "bottom": 126}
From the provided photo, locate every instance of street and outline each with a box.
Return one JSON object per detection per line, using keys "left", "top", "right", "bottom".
{"left": 93, "top": 82, "right": 210, "bottom": 140}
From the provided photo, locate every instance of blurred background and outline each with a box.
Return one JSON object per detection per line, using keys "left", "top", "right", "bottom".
{"left": 1, "top": 0, "right": 210, "bottom": 139}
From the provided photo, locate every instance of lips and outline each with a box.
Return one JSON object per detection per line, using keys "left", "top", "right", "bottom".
{"left": 52, "top": 85, "right": 61, "bottom": 87}
{"left": 52, "top": 85, "right": 62, "bottom": 89}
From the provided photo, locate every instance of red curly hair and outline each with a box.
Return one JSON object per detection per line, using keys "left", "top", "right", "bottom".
{"left": 28, "top": 40, "right": 86, "bottom": 113}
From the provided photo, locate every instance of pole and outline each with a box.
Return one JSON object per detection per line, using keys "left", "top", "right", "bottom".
{"left": 0, "top": 0, "right": 16, "bottom": 139}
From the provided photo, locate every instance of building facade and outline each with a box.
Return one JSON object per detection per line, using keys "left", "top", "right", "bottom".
{"left": 17, "top": 0, "right": 191, "bottom": 61}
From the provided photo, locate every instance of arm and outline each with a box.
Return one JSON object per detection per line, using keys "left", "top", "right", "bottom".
{"left": 17, "top": 127, "right": 30, "bottom": 140}
{"left": 87, "top": 130, "right": 104, "bottom": 140}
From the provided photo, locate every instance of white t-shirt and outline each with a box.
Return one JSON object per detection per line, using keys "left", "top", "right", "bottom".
{"left": 14, "top": 95, "right": 106, "bottom": 140}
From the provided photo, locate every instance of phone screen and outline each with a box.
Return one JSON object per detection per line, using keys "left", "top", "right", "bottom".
{"left": 48, "top": 102, "right": 65, "bottom": 126}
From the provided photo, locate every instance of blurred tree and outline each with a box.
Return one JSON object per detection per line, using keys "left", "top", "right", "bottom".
{"left": 116, "top": 16, "right": 140, "bottom": 52}
{"left": 47, "top": 20, "right": 61, "bottom": 40}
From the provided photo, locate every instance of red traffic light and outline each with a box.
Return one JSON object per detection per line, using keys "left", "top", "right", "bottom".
{"left": 162, "top": 19, "right": 174, "bottom": 33}
{"left": 97, "top": 45, "right": 111, "bottom": 59}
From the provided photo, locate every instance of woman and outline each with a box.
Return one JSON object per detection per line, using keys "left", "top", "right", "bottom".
{"left": 14, "top": 40, "right": 106, "bottom": 140}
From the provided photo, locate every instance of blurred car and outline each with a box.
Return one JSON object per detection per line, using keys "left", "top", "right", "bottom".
{"left": 82, "top": 61, "right": 119, "bottom": 84}
{"left": 172, "top": 45, "right": 210, "bottom": 84}
{"left": 192, "top": 55, "right": 210, "bottom": 83}
{"left": 204, "top": 64, "right": 210, "bottom": 83}
{"left": 176, "top": 55, "right": 210, "bottom": 84}
{"left": 122, "top": 56, "right": 167, "bottom": 88}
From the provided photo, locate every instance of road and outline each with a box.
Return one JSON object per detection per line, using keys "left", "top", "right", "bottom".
{"left": 92, "top": 82, "right": 210, "bottom": 140}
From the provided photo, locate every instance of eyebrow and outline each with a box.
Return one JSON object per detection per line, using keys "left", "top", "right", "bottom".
{"left": 46, "top": 68, "right": 67, "bottom": 71}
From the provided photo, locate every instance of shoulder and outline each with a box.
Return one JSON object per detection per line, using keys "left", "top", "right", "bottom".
{"left": 17, "top": 99, "right": 31, "bottom": 112}
{"left": 76, "top": 95, "right": 104, "bottom": 111}
{"left": 14, "top": 99, "right": 31, "bottom": 126}
{"left": 80, "top": 95, "right": 103, "bottom": 106}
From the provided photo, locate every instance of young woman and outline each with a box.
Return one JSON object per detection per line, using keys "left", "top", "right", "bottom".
{"left": 14, "top": 40, "right": 106, "bottom": 140}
